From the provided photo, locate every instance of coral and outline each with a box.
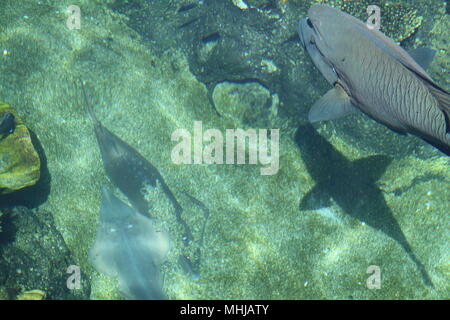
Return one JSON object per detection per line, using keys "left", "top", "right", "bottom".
{"left": 325, "top": 0, "right": 423, "bottom": 42}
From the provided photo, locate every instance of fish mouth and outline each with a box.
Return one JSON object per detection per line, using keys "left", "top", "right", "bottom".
{"left": 298, "top": 16, "right": 325, "bottom": 48}
{"left": 298, "top": 17, "right": 328, "bottom": 60}
{"left": 298, "top": 18, "right": 308, "bottom": 48}
{"left": 298, "top": 15, "right": 340, "bottom": 84}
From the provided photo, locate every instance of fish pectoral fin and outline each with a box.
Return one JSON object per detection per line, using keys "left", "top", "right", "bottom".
{"left": 151, "top": 229, "right": 171, "bottom": 265}
{"left": 308, "top": 85, "right": 358, "bottom": 122}
{"left": 88, "top": 240, "right": 119, "bottom": 277}
{"left": 133, "top": 214, "right": 171, "bottom": 265}
{"left": 406, "top": 47, "right": 436, "bottom": 71}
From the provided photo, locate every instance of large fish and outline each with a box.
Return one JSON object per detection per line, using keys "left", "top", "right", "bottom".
{"left": 298, "top": 4, "right": 450, "bottom": 156}
{"left": 89, "top": 186, "right": 170, "bottom": 299}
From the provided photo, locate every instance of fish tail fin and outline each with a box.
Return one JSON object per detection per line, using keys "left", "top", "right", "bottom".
{"left": 78, "top": 79, "right": 99, "bottom": 125}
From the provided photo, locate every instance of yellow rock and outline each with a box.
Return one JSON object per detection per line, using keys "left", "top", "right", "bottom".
{"left": 17, "top": 289, "right": 46, "bottom": 300}
{"left": 0, "top": 102, "right": 40, "bottom": 194}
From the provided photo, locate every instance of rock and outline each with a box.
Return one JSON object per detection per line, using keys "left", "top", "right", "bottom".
{"left": 16, "top": 289, "right": 46, "bottom": 300}
{"left": 231, "top": 0, "right": 249, "bottom": 10}
{"left": 0, "top": 102, "right": 40, "bottom": 194}
{"left": 110, "top": 0, "right": 307, "bottom": 120}
{"left": 0, "top": 207, "right": 91, "bottom": 300}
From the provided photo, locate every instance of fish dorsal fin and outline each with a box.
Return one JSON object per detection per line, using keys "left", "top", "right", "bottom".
{"left": 406, "top": 47, "right": 436, "bottom": 71}
{"left": 308, "top": 84, "right": 358, "bottom": 122}
{"left": 351, "top": 21, "right": 435, "bottom": 83}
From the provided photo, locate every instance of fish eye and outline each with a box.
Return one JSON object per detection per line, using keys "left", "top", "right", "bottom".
{"left": 306, "top": 18, "right": 313, "bottom": 28}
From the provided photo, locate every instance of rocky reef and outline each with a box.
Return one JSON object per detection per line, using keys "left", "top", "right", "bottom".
{"left": 0, "top": 207, "right": 91, "bottom": 299}
{"left": 0, "top": 102, "right": 40, "bottom": 193}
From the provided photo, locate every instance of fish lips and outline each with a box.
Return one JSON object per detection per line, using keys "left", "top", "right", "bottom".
{"left": 298, "top": 17, "right": 318, "bottom": 50}
{"left": 298, "top": 17, "right": 338, "bottom": 85}
{"left": 298, "top": 17, "right": 323, "bottom": 52}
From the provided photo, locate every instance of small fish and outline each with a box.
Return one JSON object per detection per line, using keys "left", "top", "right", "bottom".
{"left": 79, "top": 80, "right": 193, "bottom": 243}
{"left": 0, "top": 112, "right": 15, "bottom": 136}
{"left": 298, "top": 4, "right": 450, "bottom": 156}
{"left": 89, "top": 186, "right": 170, "bottom": 300}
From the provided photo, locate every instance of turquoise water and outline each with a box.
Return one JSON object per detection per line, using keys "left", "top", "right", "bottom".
{"left": 0, "top": 0, "right": 448, "bottom": 300}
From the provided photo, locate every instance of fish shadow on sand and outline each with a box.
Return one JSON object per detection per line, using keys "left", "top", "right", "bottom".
{"left": 295, "top": 123, "right": 433, "bottom": 287}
